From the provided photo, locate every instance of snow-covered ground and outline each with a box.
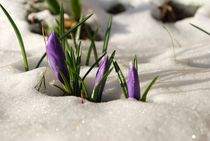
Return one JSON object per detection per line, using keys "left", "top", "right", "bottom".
{"left": 1, "top": 0, "right": 210, "bottom": 140}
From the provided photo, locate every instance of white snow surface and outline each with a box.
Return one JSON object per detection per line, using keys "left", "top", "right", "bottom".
{"left": 1, "top": 0, "right": 210, "bottom": 141}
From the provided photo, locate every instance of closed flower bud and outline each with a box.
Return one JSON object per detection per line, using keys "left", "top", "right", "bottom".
{"left": 46, "top": 32, "right": 69, "bottom": 84}
{"left": 127, "top": 64, "right": 140, "bottom": 100}
{"left": 92, "top": 56, "right": 109, "bottom": 102}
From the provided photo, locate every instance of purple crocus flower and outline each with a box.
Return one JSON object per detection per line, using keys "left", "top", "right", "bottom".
{"left": 46, "top": 32, "right": 69, "bottom": 84}
{"left": 92, "top": 56, "right": 109, "bottom": 102}
{"left": 127, "top": 64, "right": 140, "bottom": 100}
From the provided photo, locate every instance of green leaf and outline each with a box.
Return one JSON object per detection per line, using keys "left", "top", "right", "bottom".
{"left": 86, "top": 28, "right": 99, "bottom": 66}
{"left": 76, "top": 15, "right": 83, "bottom": 41}
{"left": 102, "top": 17, "right": 112, "bottom": 53}
{"left": 69, "top": 0, "right": 81, "bottom": 21}
{"left": 79, "top": 77, "right": 89, "bottom": 99}
{"left": 76, "top": 41, "right": 82, "bottom": 58}
{"left": 86, "top": 43, "right": 93, "bottom": 66}
{"left": 82, "top": 52, "right": 106, "bottom": 80}
{"left": 64, "top": 39, "right": 82, "bottom": 97}
{"left": 45, "top": 0, "right": 60, "bottom": 15}
{"left": 0, "top": 4, "right": 29, "bottom": 71}
{"left": 108, "top": 50, "right": 116, "bottom": 67}
{"left": 60, "top": 14, "right": 93, "bottom": 40}
{"left": 141, "top": 76, "right": 159, "bottom": 102}
{"left": 74, "top": 42, "right": 82, "bottom": 96}
{"left": 113, "top": 60, "right": 128, "bottom": 98}
{"left": 58, "top": 70, "right": 73, "bottom": 94}
{"left": 190, "top": 23, "right": 210, "bottom": 36}
{"left": 70, "top": 46, "right": 76, "bottom": 66}
{"left": 91, "top": 68, "right": 113, "bottom": 102}
{"left": 59, "top": 4, "right": 65, "bottom": 48}
{"left": 64, "top": 42, "right": 77, "bottom": 90}
{"left": 52, "top": 83, "right": 67, "bottom": 94}
{"left": 35, "top": 53, "right": 47, "bottom": 68}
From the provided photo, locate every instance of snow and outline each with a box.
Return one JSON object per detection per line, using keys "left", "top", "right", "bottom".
{"left": 1, "top": 0, "right": 210, "bottom": 140}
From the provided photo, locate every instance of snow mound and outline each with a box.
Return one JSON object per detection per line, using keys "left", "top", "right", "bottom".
{"left": 1, "top": 0, "right": 210, "bottom": 141}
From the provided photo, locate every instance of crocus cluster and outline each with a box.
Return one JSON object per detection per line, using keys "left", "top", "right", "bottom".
{"left": 1, "top": 2, "right": 157, "bottom": 102}
{"left": 46, "top": 32, "right": 110, "bottom": 102}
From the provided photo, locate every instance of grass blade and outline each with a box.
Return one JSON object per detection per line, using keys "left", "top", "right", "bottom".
{"left": 86, "top": 28, "right": 99, "bottom": 66}
{"left": 79, "top": 77, "right": 89, "bottom": 99}
{"left": 102, "top": 17, "right": 112, "bottom": 53}
{"left": 190, "top": 23, "right": 210, "bottom": 36}
{"left": 86, "top": 44, "right": 93, "bottom": 66}
{"left": 141, "top": 76, "right": 159, "bottom": 102}
{"left": 76, "top": 15, "right": 83, "bottom": 41}
{"left": 108, "top": 50, "right": 116, "bottom": 67}
{"left": 60, "top": 14, "right": 93, "bottom": 40}
{"left": 75, "top": 42, "right": 82, "bottom": 96}
{"left": 59, "top": 70, "right": 73, "bottom": 94}
{"left": 59, "top": 4, "right": 65, "bottom": 48}
{"left": 82, "top": 52, "right": 106, "bottom": 80}
{"left": 52, "top": 84, "right": 67, "bottom": 94}
{"left": 35, "top": 53, "right": 47, "bottom": 68}
{"left": 113, "top": 60, "right": 128, "bottom": 98}
{"left": 0, "top": 4, "right": 29, "bottom": 71}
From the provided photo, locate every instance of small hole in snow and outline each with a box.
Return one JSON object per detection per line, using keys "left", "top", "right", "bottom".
{"left": 106, "top": 3, "right": 127, "bottom": 15}
{"left": 151, "top": 1, "right": 199, "bottom": 23}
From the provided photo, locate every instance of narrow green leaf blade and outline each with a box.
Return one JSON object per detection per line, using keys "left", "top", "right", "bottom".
{"left": 102, "top": 17, "right": 112, "bottom": 53}
{"left": 141, "top": 76, "right": 159, "bottom": 102}
{"left": 59, "top": 70, "right": 73, "bottom": 94}
{"left": 35, "top": 53, "right": 47, "bottom": 68}
{"left": 108, "top": 50, "right": 116, "bottom": 67}
{"left": 86, "top": 28, "right": 99, "bottom": 66}
{"left": 190, "top": 23, "right": 210, "bottom": 36}
{"left": 113, "top": 60, "right": 128, "bottom": 98}
{"left": 60, "top": 14, "right": 93, "bottom": 40}
{"left": 59, "top": 4, "right": 65, "bottom": 48}
{"left": 0, "top": 4, "right": 29, "bottom": 71}
{"left": 52, "top": 83, "right": 67, "bottom": 94}
{"left": 82, "top": 52, "right": 106, "bottom": 80}
{"left": 79, "top": 77, "right": 89, "bottom": 99}
{"left": 76, "top": 15, "right": 83, "bottom": 41}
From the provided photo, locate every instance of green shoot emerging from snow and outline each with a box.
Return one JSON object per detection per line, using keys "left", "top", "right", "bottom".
{"left": 102, "top": 17, "right": 112, "bottom": 53}
{"left": 0, "top": 4, "right": 29, "bottom": 71}
{"left": 114, "top": 56, "right": 159, "bottom": 102}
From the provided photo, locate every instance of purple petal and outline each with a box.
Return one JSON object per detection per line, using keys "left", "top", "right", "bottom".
{"left": 46, "top": 32, "right": 69, "bottom": 84}
{"left": 127, "top": 64, "right": 140, "bottom": 100}
{"left": 92, "top": 56, "right": 109, "bottom": 102}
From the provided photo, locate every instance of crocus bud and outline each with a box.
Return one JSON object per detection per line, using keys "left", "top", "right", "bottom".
{"left": 46, "top": 32, "right": 69, "bottom": 84}
{"left": 92, "top": 56, "right": 109, "bottom": 102}
{"left": 127, "top": 64, "right": 140, "bottom": 100}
